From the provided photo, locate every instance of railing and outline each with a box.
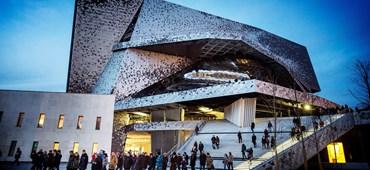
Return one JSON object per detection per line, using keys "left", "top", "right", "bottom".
{"left": 242, "top": 113, "right": 353, "bottom": 170}
{"left": 176, "top": 120, "right": 207, "bottom": 153}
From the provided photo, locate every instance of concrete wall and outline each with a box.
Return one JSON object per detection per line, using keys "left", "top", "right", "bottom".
{"left": 224, "top": 98, "right": 256, "bottom": 127}
{"left": 0, "top": 91, "right": 115, "bottom": 162}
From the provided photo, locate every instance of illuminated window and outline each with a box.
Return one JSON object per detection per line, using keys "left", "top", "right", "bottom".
{"left": 53, "top": 142, "right": 60, "bottom": 150}
{"left": 77, "top": 115, "right": 84, "bottom": 129}
{"left": 73, "top": 142, "right": 79, "bottom": 153}
{"left": 95, "top": 117, "right": 101, "bottom": 130}
{"left": 92, "top": 143, "right": 98, "bottom": 155}
{"left": 327, "top": 142, "right": 346, "bottom": 163}
{"left": 31, "top": 141, "right": 38, "bottom": 153}
{"left": 57, "top": 114, "right": 64, "bottom": 129}
{"left": 16, "top": 112, "right": 25, "bottom": 127}
{"left": 37, "top": 113, "right": 46, "bottom": 128}
{"left": 8, "top": 140, "right": 17, "bottom": 156}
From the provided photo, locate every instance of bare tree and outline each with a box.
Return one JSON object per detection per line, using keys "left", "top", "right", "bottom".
{"left": 350, "top": 59, "right": 370, "bottom": 108}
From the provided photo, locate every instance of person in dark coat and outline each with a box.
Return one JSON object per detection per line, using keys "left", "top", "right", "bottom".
{"left": 251, "top": 122, "right": 255, "bottom": 132}
{"left": 117, "top": 152, "right": 124, "bottom": 170}
{"left": 30, "top": 150, "right": 37, "bottom": 170}
{"left": 66, "top": 151, "right": 74, "bottom": 170}
{"left": 195, "top": 125, "right": 199, "bottom": 135}
{"left": 264, "top": 128, "right": 269, "bottom": 137}
{"left": 162, "top": 153, "right": 169, "bottom": 170}
{"left": 183, "top": 152, "right": 189, "bottom": 165}
{"left": 55, "top": 150, "right": 62, "bottom": 170}
{"left": 95, "top": 153, "right": 103, "bottom": 170}
{"left": 176, "top": 153, "right": 182, "bottom": 170}
{"left": 170, "top": 152, "right": 177, "bottom": 170}
{"left": 148, "top": 152, "right": 156, "bottom": 170}
{"left": 241, "top": 144, "right": 247, "bottom": 160}
{"left": 14, "top": 147, "right": 22, "bottom": 166}
{"left": 79, "top": 150, "right": 88, "bottom": 170}
{"left": 252, "top": 134, "right": 257, "bottom": 148}
{"left": 199, "top": 152, "right": 207, "bottom": 170}
{"left": 199, "top": 142, "right": 204, "bottom": 154}
{"left": 123, "top": 153, "right": 133, "bottom": 170}
{"left": 36, "top": 149, "right": 44, "bottom": 170}
{"left": 215, "top": 136, "right": 220, "bottom": 149}
{"left": 237, "top": 131, "right": 242, "bottom": 143}
{"left": 42, "top": 151, "right": 48, "bottom": 170}
{"left": 46, "top": 150, "right": 54, "bottom": 169}
{"left": 211, "top": 136, "right": 216, "bottom": 149}
{"left": 268, "top": 121, "right": 273, "bottom": 132}
{"left": 271, "top": 136, "right": 276, "bottom": 149}
{"left": 190, "top": 152, "right": 196, "bottom": 170}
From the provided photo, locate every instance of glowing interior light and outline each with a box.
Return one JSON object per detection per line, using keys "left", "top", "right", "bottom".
{"left": 303, "top": 104, "right": 312, "bottom": 111}
{"left": 198, "top": 106, "right": 213, "bottom": 112}
{"left": 327, "top": 142, "right": 346, "bottom": 163}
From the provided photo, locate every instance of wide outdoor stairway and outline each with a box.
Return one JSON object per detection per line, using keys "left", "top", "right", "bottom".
{"left": 175, "top": 111, "right": 370, "bottom": 169}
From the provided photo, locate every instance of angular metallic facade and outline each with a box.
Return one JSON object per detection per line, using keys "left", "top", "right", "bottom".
{"left": 68, "top": 0, "right": 321, "bottom": 101}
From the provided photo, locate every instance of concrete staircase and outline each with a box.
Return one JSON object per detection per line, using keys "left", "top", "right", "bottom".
{"left": 175, "top": 113, "right": 359, "bottom": 169}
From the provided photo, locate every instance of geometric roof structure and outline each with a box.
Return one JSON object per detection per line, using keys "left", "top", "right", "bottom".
{"left": 113, "top": 0, "right": 320, "bottom": 92}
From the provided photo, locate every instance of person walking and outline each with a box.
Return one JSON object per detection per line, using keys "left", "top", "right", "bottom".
{"left": 223, "top": 154, "right": 228, "bottom": 170}
{"left": 195, "top": 125, "right": 199, "bottom": 135}
{"left": 237, "top": 131, "right": 242, "bottom": 143}
{"left": 227, "top": 152, "right": 234, "bottom": 170}
{"left": 211, "top": 135, "right": 216, "bottom": 149}
{"left": 206, "top": 153, "right": 214, "bottom": 170}
{"left": 14, "top": 147, "right": 22, "bottom": 166}
{"left": 190, "top": 152, "right": 196, "bottom": 170}
{"left": 155, "top": 152, "right": 163, "bottom": 170}
{"left": 268, "top": 121, "right": 273, "bottom": 132}
{"left": 247, "top": 147, "right": 253, "bottom": 160}
{"left": 215, "top": 136, "right": 220, "bottom": 149}
{"left": 252, "top": 134, "right": 257, "bottom": 148}
{"left": 262, "top": 136, "right": 266, "bottom": 149}
{"left": 264, "top": 128, "right": 269, "bottom": 137}
{"left": 271, "top": 136, "right": 276, "bottom": 149}
{"left": 251, "top": 122, "right": 255, "bottom": 132}
{"left": 241, "top": 144, "right": 247, "bottom": 160}
{"left": 199, "top": 151, "right": 207, "bottom": 170}
{"left": 199, "top": 142, "right": 204, "bottom": 154}
{"left": 79, "top": 149, "right": 88, "bottom": 170}
{"left": 265, "top": 136, "right": 270, "bottom": 149}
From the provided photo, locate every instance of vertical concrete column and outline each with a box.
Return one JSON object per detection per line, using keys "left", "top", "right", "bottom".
{"left": 224, "top": 98, "right": 256, "bottom": 127}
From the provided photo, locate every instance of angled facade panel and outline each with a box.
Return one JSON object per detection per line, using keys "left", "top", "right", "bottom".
{"left": 67, "top": 0, "right": 143, "bottom": 93}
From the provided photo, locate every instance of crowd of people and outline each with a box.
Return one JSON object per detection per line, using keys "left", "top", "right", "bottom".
{"left": 30, "top": 149, "right": 63, "bottom": 170}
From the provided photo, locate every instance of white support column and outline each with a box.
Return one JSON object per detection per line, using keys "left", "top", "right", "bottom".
{"left": 224, "top": 98, "right": 256, "bottom": 127}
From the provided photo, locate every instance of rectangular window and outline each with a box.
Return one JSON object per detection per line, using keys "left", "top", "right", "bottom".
{"left": 0, "top": 111, "right": 3, "bottom": 123}
{"left": 73, "top": 142, "right": 79, "bottom": 153}
{"left": 95, "top": 117, "right": 101, "bottom": 130}
{"left": 31, "top": 141, "right": 39, "bottom": 153}
{"left": 77, "top": 115, "right": 84, "bottom": 129}
{"left": 57, "top": 114, "right": 64, "bottom": 129}
{"left": 37, "top": 113, "right": 46, "bottom": 128}
{"left": 8, "top": 140, "right": 17, "bottom": 156}
{"left": 53, "top": 142, "right": 60, "bottom": 150}
{"left": 92, "top": 143, "right": 98, "bottom": 155}
{"left": 16, "top": 112, "right": 25, "bottom": 127}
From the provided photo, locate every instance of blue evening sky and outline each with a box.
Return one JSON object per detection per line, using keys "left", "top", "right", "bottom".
{"left": 0, "top": 0, "right": 369, "bottom": 106}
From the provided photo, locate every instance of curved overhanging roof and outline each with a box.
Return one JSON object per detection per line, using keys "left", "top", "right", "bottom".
{"left": 113, "top": 0, "right": 320, "bottom": 92}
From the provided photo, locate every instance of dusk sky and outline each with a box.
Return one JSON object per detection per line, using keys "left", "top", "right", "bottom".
{"left": 0, "top": 0, "right": 369, "bottom": 106}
